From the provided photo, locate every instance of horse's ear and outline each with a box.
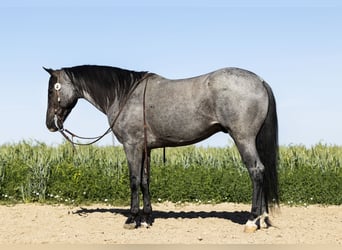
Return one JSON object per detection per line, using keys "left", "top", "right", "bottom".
{"left": 43, "top": 67, "right": 55, "bottom": 76}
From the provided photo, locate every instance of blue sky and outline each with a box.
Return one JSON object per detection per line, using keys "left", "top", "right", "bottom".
{"left": 0, "top": 0, "right": 341, "bottom": 147}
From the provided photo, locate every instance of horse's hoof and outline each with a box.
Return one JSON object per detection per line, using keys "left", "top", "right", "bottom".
{"left": 260, "top": 218, "right": 269, "bottom": 229}
{"left": 244, "top": 220, "right": 258, "bottom": 233}
{"left": 140, "top": 214, "right": 153, "bottom": 229}
{"left": 124, "top": 216, "right": 139, "bottom": 229}
{"left": 123, "top": 222, "right": 137, "bottom": 230}
{"left": 259, "top": 212, "right": 270, "bottom": 229}
{"left": 141, "top": 221, "right": 151, "bottom": 228}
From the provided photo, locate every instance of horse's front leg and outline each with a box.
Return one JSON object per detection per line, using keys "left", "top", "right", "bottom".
{"left": 123, "top": 144, "right": 143, "bottom": 229}
{"left": 140, "top": 149, "right": 153, "bottom": 228}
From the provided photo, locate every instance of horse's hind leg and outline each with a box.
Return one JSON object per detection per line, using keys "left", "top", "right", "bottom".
{"left": 234, "top": 138, "right": 269, "bottom": 233}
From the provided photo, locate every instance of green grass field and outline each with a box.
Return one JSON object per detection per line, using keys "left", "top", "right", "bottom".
{"left": 0, "top": 141, "right": 341, "bottom": 205}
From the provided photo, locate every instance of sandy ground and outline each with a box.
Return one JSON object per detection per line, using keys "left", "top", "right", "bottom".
{"left": 0, "top": 202, "right": 341, "bottom": 245}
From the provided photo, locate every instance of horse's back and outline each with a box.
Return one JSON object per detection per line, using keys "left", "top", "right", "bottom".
{"left": 153, "top": 67, "right": 267, "bottom": 96}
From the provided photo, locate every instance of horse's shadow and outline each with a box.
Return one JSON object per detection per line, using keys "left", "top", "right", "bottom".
{"left": 73, "top": 206, "right": 250, "bottom": 225}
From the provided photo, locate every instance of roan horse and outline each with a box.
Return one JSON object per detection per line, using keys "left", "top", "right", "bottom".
{"left": 44, "top": 65, "right": 278, "bottom": 232}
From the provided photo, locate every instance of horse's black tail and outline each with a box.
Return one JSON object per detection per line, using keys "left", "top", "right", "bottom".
{"left": 256, "top": 81, "right": 279, "bottom": 211}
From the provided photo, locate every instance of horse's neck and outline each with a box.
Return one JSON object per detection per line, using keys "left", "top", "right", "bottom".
{"left": 76, "top": 71, "right": 148, "bottom": 115}
{"left": 78, "top": 84, "right": 115, "bottom": 114}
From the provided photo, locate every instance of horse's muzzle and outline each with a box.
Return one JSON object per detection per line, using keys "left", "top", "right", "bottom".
{"left": 46, "top": 114, "right": 63, "bottom": 132}
{"left": 48, "top": 126, "right": 58, "bottom": 132}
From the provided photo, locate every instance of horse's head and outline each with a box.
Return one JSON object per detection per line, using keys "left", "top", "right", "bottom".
{"left": 44, "top": 67, "right": 78, "bottom": 132}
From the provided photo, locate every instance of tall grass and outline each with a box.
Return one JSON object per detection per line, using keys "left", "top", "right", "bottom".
{"left": 279, "top": 144, "right": 341, "bottom": 205}
{"left": 0, "top": 141, "right": 341, "bottom": 205}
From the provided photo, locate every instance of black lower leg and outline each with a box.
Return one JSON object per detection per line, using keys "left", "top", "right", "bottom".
{"left": 249, "top": 182, "right": 264, "bottom": 220}
{"left": 247, "top": 159, "right": 266, "bottom": 221}
{"left": 141, "top": 155, "right": 153, "bottom": 226}
{"left": 125, "top": 176, "right": 140, "bottom": 228}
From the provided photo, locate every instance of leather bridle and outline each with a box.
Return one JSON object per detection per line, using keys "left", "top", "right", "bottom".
{"left": 53, "top": 73, "right": 152, "bottom": 148}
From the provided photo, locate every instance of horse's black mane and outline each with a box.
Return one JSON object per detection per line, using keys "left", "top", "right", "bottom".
{"left": 63, "top": 65, "right": 149, "bottom": 108}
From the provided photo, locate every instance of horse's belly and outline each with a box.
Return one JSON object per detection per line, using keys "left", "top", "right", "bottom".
{"left": 148, "top": 109, "right": 221, "bottom": 146}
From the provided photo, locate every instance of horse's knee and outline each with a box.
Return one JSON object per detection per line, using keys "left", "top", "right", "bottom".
{"left": 140, "top": 177, "right": 149, "bottom": 190}
{"left": 130, "top": 176, "right": 140, "bottom": 190}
